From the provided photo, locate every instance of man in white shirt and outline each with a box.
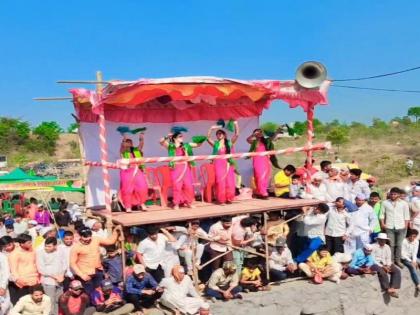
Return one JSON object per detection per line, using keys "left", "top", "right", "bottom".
{"left": 36, "top": 237, "right": 67, "bottom": 315}
{"left": 347, "top": 168, "right": 371, "bottom": 202}
{"left": 380, "top": 187, "right": 410, "bottom": 267}
{"left": 371, "top": 233, "right": 401, "bottom": 298}
{"left": 302, "top": 203, "right": 329, "bottom": 242}
{"left": 208, "top": 216, "right": 233, "bottom": 271}
{"left": 346, "top": 194, "right": 377, "bottom": 254}
{"left": 324, "top": 168, "right": 349, "bottom": 203}
{"left": 269, "top": 237, "right": 297, "bottom": 281}
{"left": 306, "top": 175, "right": 328, "bottom": 201}
{"left": 325, "top": 197, "right": 353, "bottom": 255}
{"left": 401, "top": 229, "right": 420, "bottom": 290}
{"left": 314, "top": 160, "right": 332, "bottom": 181}
{"left": 137, "top": 226, "right": 176, "bottom": 283}
{"left": 57, "top": 230, "right": 74, "bottom": 291}
{"left": 0, "top": 219, "right": 6, "bottom": 238}
{"left": 0, "top": 252, "right": 11, "bottom": 315}
{"left": 13, "top": 215, "right": 28, "bottom": 236}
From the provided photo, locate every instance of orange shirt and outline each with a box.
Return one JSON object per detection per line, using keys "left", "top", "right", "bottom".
{"left": 8, "top": 247, "right": 39, "bottom": 287}
{"left": 70, "top": 237, "right": 102, "bottom": 277}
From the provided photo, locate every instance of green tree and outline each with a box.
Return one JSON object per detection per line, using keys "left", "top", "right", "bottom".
{"left": 260, "top": 122, "right": 279, "bottom": 136}
{"left": 407, "top": 106, "right": 420, "bottom": 123}
{"left": 293, "top": 121, "right": 306, "bottom": 135}
{"left": 0, "top": 117, "right": 31, "bottom": 151}
{"left": 371, "top": 118, "right": 389, "bottom": 131}
{"left": 326, "top": 127, "right": 349, "bottom": 153}
{"left": 32, "top": 121, "right": 63, "bottom": 154}
{"left": 67, "top": 122, "right": 79, "bottom": 133}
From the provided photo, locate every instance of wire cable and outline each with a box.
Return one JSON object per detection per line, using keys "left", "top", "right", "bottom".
{"left": 332, "top": 65, "right": 420, "bottom": 82}
{"left": 331, "top": 84, "right": 420, "bottom": 93}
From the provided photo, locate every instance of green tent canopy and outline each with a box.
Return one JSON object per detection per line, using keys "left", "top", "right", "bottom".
{"left": 0, "top": 168, "right": 57, "bottom": 183}
{"left": 52, "top": 185, "right": 85, "bottom": 193}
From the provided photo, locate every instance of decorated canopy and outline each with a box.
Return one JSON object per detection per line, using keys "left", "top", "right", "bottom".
{"left": 70, "top": 77, "right": 330, "bottom": 123}
{"left": 0, "top": 168, "right": 57, "bottom": 183}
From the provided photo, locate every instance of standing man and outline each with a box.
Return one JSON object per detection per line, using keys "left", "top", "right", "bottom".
{"left": 325, "top": 197, "right": 353, "bottom": 255}
{"left": 208, "top": 216, "right": 234, "bottom": 270}
{"left": 36, "top": 237, "right": 67, "bottom": 315}
{"left": 58, "top": 231, "right": 75, "bottom": 291}
{"left": 8, "top": 234, "right": 39, "bottom": 305}
{"left": 347, "top": 168, "right": 371, "bottom": 202}
{"left": 0, "top": 250, "right": 11, "bottom": 315}
{"left": 380, "top": 187, "right": 410, "bottom": 267}
{"left": 347, "top": 194, "right": 377, "bottom": 254}
{"left": 137, "top": 226, "right": 176, "bottom": 283}
{"left": 70, "top": 226, "right": 121, "bottom": 295}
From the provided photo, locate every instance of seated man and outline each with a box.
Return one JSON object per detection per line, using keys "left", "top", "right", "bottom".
{"left": 298, "top": 245, "right": 341, "bottom": 283}
{"left": 206, "top": 261, "right": 243, "bottom": 301}
{"left": 401, "top": 229, "right": 420, "bottom": 291}
{"left": 346, "top": 244, "right": 380, "bottom": 276}
{"left": 10, "top": 284, "right": 51, "bottom": 315}
{"left": 58, "top": 280, "right": 91, "bottom": 315}
{"left": 240, "top": 261, "right": 268, "bottom": 292}
{"left": 160, "top": 265, "right": 207, "bottom": 315}
{"left": 91, "top": 280, "right": 134, "bottom": 315}
{"left": 125, "top": 264, "right": 162, "bottom": 313}
{"left": 372, "top": 233, "right": 401, "bottom": 298}
{"left": 269, "top": 237, "right": 297, "bottom": 282}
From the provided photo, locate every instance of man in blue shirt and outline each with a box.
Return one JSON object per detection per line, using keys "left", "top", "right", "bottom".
{"left": 125, "top": 264, "right": 163, "bottom": 312}
{"left": 346, "top": 244, "right": 380, "bottom": 275}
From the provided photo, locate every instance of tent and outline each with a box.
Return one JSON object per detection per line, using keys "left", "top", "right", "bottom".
{"left": 0, "top": 168, "right": 57, "bottom": 183}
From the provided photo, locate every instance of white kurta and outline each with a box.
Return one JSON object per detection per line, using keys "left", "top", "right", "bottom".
{"left": 160, "top": 276, "right": 205, "bottom": 315}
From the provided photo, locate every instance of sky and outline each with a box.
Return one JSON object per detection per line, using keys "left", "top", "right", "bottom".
{"left": 0, "top": 0, "right": 419, "bottom": 129}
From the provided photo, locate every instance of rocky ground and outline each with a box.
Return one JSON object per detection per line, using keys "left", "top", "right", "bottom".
{"left": 207, "top": 269, "right": 420, "bottom": 315}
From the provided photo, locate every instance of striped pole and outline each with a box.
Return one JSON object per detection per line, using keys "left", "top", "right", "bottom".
{"left": 96, "top": 71, "right": 112, "bottom": 212}
{"left": 306, "top": 104, "right": 315, "bottom": 168}
{"left": 85, "top": 142, "right": 331, "bottom": 169}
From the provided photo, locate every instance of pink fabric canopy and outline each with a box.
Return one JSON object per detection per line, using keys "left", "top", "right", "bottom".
{"left": 70, "top": 76, "right": 330, "bottom": 123}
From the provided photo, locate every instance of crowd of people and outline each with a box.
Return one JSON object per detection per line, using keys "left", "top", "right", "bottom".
{"left": 1, "top": 122, "right": 420, "bottom": 315}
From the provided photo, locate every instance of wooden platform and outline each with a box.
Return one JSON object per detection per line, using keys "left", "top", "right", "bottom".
{"left": 92, "top": 198, "right": 321, "bottom": 227}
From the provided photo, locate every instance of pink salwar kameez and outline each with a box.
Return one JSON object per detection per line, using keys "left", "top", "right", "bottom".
{"left": 119, "top": 154, "right": 148, "bottom": 209}
{"left": 253, "top": 142, "right": 271, "bottom": 197}
{"left": 171, "top": 148, "right": 194, "bottom": 206}
{"left": 214, "top": 147, "right": 235, "bottom": 203}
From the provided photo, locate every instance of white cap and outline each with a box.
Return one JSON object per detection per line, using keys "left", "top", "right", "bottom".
{"left": 28, "top": 220, "right": 38, "bottom": 225}
{"left": 364, "top": 244, "right": 373, "bottom": 251}
{"left": 376, "top": 233, "right": 389, "bottom": 240}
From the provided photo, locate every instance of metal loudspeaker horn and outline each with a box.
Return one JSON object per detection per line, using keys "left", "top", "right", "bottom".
{"left": 295, "top": 61, "right": 327, "bottom": 89}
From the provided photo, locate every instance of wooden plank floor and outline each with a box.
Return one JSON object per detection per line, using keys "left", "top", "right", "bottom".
{"left": 92, "top": 198, "right": 320, "bottom": 226}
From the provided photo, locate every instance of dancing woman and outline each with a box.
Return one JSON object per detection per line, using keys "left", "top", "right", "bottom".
{"left": 160, "top": 127, "right": 205, "bottom": 210}
{"left": 207, "top": 121, "right": 239, "bottom": 204}
{"left": 119, "top": 132, "right": 148, "bottom": 212}
{"left": 247, "top": 128, "right": 281, "bottom": 199}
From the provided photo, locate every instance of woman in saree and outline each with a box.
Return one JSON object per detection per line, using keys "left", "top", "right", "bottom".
{"left": 207, "top": 121, "right": 239, "bottom": 204}
{"left": 119, "top": 133, "right": 148, "bottom": 212}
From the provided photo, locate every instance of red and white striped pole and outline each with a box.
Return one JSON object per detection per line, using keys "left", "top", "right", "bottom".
{"left": 84, "top": 142, "right": 331, "bottom": 169}
{"left": 306, "top": 104, "right": 315, "bottom": 168}
{"left": 96, "top": 71, "right": 112, "bottom": 212}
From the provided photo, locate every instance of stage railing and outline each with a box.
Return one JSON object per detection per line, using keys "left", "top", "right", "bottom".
{"left": 84, "top": 142, "right": 331, "bottom": 169}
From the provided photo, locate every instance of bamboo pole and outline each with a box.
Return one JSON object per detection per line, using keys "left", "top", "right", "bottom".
{"left": 33, "top": 97, "right": 73, "bottom": 101}
{"left": 197, "top": 250, "right": 234, "bottom": 270}
{"left": 263, "top": 212, "right": 270, "bottom": 281}
{"left": 197, "top": 235, "right": 266, "bottom": 258}
{"left": 189, "top": 223, "right": 200, "bottom": 290}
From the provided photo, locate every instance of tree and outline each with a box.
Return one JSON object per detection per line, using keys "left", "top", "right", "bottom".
{"left": 0, "top": 117, "right": 31, "bottom": 151}
{"left": 407, "top": 107, "right": 420, "bottom": 123}
{"left": 260, "top": 122, "right": 278, "bottom": 136}
{"left": 326, "top": 127, "right": 349, "bottom": 153}
{"left": 32, "top": 121, "right": 63, "bottom": 154}
{"left": 67, "top": 122, "right": 79, "bottom": 133}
